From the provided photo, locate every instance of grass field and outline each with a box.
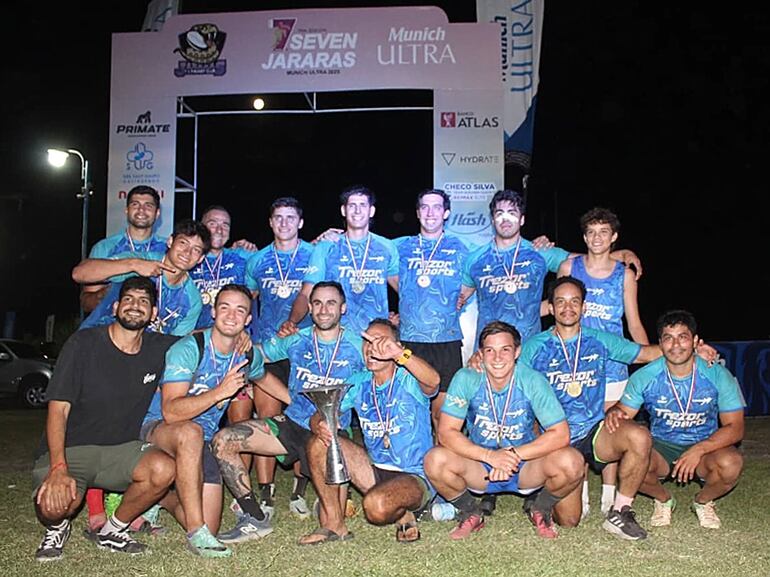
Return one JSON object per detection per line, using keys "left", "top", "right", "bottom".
{"left": 2, "top": 409, "right": 769, "bottom": 577}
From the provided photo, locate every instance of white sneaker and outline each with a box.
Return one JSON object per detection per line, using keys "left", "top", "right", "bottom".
{"left": 650, "top": 497, "right": 676, "bottom": 527}
{"left": 692, "top": 500, "right": 721, "bottom": 529}
{"left": 289, "top": 495, "right": 311, "bottom": 518}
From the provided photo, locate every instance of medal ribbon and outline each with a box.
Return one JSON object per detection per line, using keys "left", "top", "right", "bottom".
{"left": 370, "top": 367, "right": 399, "bottom": 442}
{"left": 418, "top": 233, "right": 444, "bottom": 277}
{"left": 555, "top": 328, "right": 582, "bottom": 386}
{"left": 272, "top": 241, "right": 300, "bottom": 288}
{"left": 203, "top": 251, "right": 223, "bottom": 286}
{"left": 665, "top": 363, "right": 696, "bottom": 416}
{"left": 484, "top": 366, "right": 517, "bottom": 447}
{"left": 209, "top": 334, "right": 239, "bottom": 408}
{"left": 126, "top": 229, "right": 151, "bottom": 253}
{"left": 493, "top": 238, "right": 521, "bottom": 284}
{"left": 312, "top": 327, "right": 345, "bottom": 387}
{"left": 153, "top": 262, "right": 182, "bottom": 333}
{"left": 344, "top": 233, "right": 371, "bottom": 289}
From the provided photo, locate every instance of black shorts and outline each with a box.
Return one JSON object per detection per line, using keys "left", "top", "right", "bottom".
{"left": 402, "top": 340, "right": 462, "bottom": 393}
{"left": 140, "top": 419, "right": 222, "bottom": 485}
{"left": 571, "top": 420, "right": 608, "bottom": 472}
{"left": 372, "top": 467, "right": 433, "bottom": 514}
{"left": 265, "top": 359, "right": 290, "bottom": 385}
{"left": 267, "top": 415, "right": 313, "bottom": 478}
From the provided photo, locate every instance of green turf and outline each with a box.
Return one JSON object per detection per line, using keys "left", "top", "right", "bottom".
{"left": 2, "top": 410, "right": 768, "bottom": 576}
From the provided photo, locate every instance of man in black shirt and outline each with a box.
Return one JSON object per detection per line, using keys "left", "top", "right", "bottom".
{"left": 32, "top": 277, "right": 177, "bottom": 561}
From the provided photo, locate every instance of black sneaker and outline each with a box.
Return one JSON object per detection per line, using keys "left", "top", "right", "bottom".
{"left": 602, "top": 506, "right": 648, "bottom": 540}
{"left": 480, "top": 494, "right": 497, "bottom": 516}
{"left": 35, "top": 520, "right": 71, "bottom": 562}
{"left": 97, "top": 528, "right": 148, "bottom": 554}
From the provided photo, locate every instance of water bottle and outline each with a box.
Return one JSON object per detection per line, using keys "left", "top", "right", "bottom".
{"left": 431, "top": 502, "right": 457, "bottom": 521}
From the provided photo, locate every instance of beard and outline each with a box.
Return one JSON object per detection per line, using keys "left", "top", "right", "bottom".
{"left": 116, "top": 311, "right": 152, "bottom": 331}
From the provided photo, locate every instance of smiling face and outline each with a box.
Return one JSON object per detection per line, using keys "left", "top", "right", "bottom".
{"left": 583, "top": 221, "right": 617, "bottom": 255}
{"left": 166, "top": 234, "right": 206, "bottom": 272}
{"left": 125, "top": 193, "right": 160, "bottom": 230}
{"left": 202, "top": 208, "right": 231, "bottom": 251}
{"left": 362, "top": 322, "right": 398, "bottom": 372}
{"left": 492, "top": 200, "right": 525, "bottom": 241}
{"left": 341, "top": 193, "right": 375, "bottom": 232}
{"left": 309, "top": 286, "right": 346, "bottom": 331}
{"left": 212, "top": 288, "right": 252, "bottom": 338}
{"left": 549, "top": 281, "right": 585, "bottom": 330}
{"left": 269, "top": 205, "right": 303, "bottom": 243}
{"left": 660, "top": 323, "right": 697, "bottom": 369}
{"left": 113, "top": 288, "right": 156, "bottom": 330}
{"left": 416, "top": 193, "right": 449, "bottom": 237}
{"left": 480, "top": 331, "right": 520, "bottom": 384}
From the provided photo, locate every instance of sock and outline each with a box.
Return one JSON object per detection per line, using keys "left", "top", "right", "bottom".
{"left": 292, "top": 476, "right": 308, "bottom": 499}
{"left": 449, "top": 491, "right": 481, "bottom": 516}
{"left": 259, "top": 483, "right": 275, "bottom": 503}
{"left": 86, "top": 488, "right": 106, "bottom": 519}
{"left": 613, "top": 492, "right": 634, "bottom": 511}
{"left": 601, "top": 484, "right": 616, "bottom": 506}
{"left": 533, "top": 489, "right": 562, "bottom": 515}
{"left": 236, "top": 494, "right": 265, "bottom": 521}
{"left": 581, "top": 480, "right": 589, "bottom": 504}
{"left": 99, "top": 514, "right": 130, "bottom": 535}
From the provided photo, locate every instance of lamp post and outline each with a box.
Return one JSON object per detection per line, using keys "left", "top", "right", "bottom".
{"left": 47, "top": 148, "right": 91, "bottom": 263}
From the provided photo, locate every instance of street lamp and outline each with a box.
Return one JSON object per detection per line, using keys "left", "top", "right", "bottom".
{"left": 47, "top": 148, "right": 91, "bottom": 263}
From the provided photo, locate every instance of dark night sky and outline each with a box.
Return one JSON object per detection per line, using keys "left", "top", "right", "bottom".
{"left": 2, "top": 2, "right": 769, "bottom": 342}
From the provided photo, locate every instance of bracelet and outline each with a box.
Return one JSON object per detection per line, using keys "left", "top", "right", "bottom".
{"left": 50, "top": 462, "right": 67, "bottom": 473}
{"left": 395, "top": 348, "right": 412, "bottom": 365}
{"left": 508, "top": 446, "right": 521, "bottom": 459}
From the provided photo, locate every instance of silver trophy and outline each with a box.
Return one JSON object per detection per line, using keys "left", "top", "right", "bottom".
{"left": 303, "top": 384, "right": 351, "bottom": 484}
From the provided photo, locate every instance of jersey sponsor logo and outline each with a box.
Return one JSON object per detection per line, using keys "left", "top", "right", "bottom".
{"left": 478, "top": 274, "right": 530, "bottom": 294}
{"left": 585, "top": 302, "right": 613, "bottom": 321}
{"left": 653, "top": 407, "right": 708, "bottom": 428}
{"left": 547, "top": 370, "right": 599, "bottom": 391}
{"left": 359, "top": 416, "right": 401, "bottom": 439}
{"left": 445, "top": 394, "right": 467, "bottom": 409}
{"left": 143, "top": 372, "right": 157, "bottom": 385}
{"left": 405, "top": 257, "right": 456, "bottom": 277}
{"left": 296, "top": 366, "right": 345, "bottom": 387}
{"left": 580, "top": 354, "right": 600, "bottom": 363}
{"left": 472, "top": 413, "right": 525, "bottom": 441}
{"left": 693, "top": 397, "right": 714, "bottom": 405}
{"left": 168, "top": 365, "right": 194, "bottom": 377}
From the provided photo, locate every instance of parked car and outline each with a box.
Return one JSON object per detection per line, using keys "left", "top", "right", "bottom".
{"left": 0, "top": 339, "right": 56, "bottom": 409}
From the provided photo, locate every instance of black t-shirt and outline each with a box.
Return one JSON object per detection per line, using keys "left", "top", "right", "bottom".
{"left": 39, "top": 326, "right": 178, "bottom": 453}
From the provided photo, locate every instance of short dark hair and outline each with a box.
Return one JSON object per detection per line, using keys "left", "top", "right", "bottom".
{"left": 214, "top": 283, "right": 252, "bottom": 307}
{"left": 309, "top": 281, "right": 346, "bottom": 304}
{"left": 119, "top": 276, "right": 157, "bottom": 308}
{"left": 126, "top": 185, "right": 160, "bottom": 208}
{"left": 580, "top": 207, "right": 621, "bottom": 235}
{"left": 547, "top": 276, "right": 587, "bottom": 304}
{"left": 339, "top": 185, "right": 375, "bottom": 206}
{"left": 478, "top": 320, "right": 521, "bottom": 349}
{"left": 171, "top": 219, "right": 212, "bottom": 253}
{"left": 200, "top": 205, "right": 231, "bottom": 221}
{"left": 656, "top": 310, "right": 697, "bottom": 340}
{"left": 367, "top": 318, "right": 399, "bottom": 341}
{"left": 270, "top": 196, "right": 303, "bottom": 219}
{"left": 415, "top": 188, "right": 451, "bottom": 211}
{"left": 489, "top": 189, "right": 525, "bottom": 217}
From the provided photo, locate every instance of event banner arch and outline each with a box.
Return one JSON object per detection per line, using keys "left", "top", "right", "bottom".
{"left": 108, "top": 6, "right": 503, "bottom": 241}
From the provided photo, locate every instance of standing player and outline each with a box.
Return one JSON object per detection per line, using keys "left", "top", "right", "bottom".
{"left": 557, "top": 207, "right": 649, "bottom": 515}
{"left": 394, "top": 189, "right": 470, "bottom": 429}
{"left": 81, "top": 185, "right": 167, "bottom": 313}
{"left": 283, "top": 186, "right": 399, "bottom": 337}
{"left": 608, "top": 310, "right": 745, "bottom": 530}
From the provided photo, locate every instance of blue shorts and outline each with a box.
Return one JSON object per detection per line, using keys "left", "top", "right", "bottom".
{"left": 474, "top": 462, "right": 540, "bottom": 496}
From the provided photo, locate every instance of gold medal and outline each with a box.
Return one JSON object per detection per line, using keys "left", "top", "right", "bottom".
{"left": 504, "top": 279, "right": 517, "bottom": 294}
{"left": 383, "top": 433, "right": 391, "bottom": 449}
{"left": 566, "top": 381, "right": 582, "bottom": 398}
{"left": 417, "top": 274, "right": 431, "bottom": 288}
{"left": 351, "top": 280, "right": 366, "bottom": 294}
{"left": 276, "top": 284, "right": 292, "bottom": 299}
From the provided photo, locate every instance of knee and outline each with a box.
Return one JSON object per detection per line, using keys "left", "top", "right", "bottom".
{"left": 148, "top": 453, "right": 176, "bottom": 488}
{"left": 558, "top": 448, "right": 585, "bottom": 484}
{"left": 558, "top": 511, "right": 581, "bottom": 529}
{"left": 423, "top": 447, "right": 450, "bottom": 480}
{"left": 361, "top": 492, "right": 388, "bottom": 525}
{"left": 716, "top": 450, "right": 744, "bottom": 484}
{"left": 622, "top": 423, "right": 652, "bottom": 455}
{"left": 177, "top": 422, "right": 204, "bottom": 449}
{"left": 210, "top": 429, "right": 231, "bottom": 460}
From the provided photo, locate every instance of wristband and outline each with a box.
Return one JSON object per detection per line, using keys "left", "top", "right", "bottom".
{"left": 396, "top": 348, "right": 412, "bottom": 365}
{"left": 50, "top": 462, "right": 67, "bottom": 473}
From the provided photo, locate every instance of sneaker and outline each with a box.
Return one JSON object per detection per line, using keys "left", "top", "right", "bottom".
{"left": 527, "top": 509, "right": 558, "bottom": 539}
{"left": 97, "top": 528, "right": 148, "bottom": 554}
{"left": 650, "top": 496, "right": 676, "bottom": 527}
{"left": 289, "top": 495, "right": 311, "bottom": 518}
{"left": 449, "top": 514, "right": 485, "bottom": 540}
{"left": 480, "top": 494, "right": 497, "bottom": 516}
{"left": 217, "top": 513, "right": 273, "bottom": 544}
{"left": 603, "top": 506, "right": 648, "bottom": 540}
{"left": 692, "top": 500, "right": 721, "bottom": 529}
{"left": 187, "top": 524, "right": 231, "bottom": 558}
{"left": 259, "top": 484, "right": 276, "bottom": 520}
{"left": 35, "top": 520, "right": 71, "bottom": 562}
{"left": 229, "top": 498, "right": 245, "bottom": 520}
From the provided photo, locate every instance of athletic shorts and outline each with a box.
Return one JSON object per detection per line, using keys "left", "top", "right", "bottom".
{"left": 140, "top": 419, "right": 221, "bottom": 484}
{"left": 372, "top": 466, "right": 434, "bottom": 512}
{"left": 266, "top": 415, "right": 351, "bottom": 478}
{"left": 32, "top": 441, "right": 151, "bottom": 496}
{"left": 402, "top": 340, "right": 462, "bottom": 393}
{"left": 474, "top": 461, "right": 540, "bottom": 496}
{"left": 572, "top": 420, "right": 608, "bottom": 472}
{"left": 265, "top": 359, "right": 290, "bottom": 385}
{"left": 652, "top": 437, "right": 693, "bottom": 469}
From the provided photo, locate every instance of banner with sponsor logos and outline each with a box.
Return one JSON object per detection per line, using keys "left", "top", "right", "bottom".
{"left": 476, "top": 0, "right": 544, "bottom": 169}
{"left": 107, "top": 7, "right": 502, "bottom": 237}
{"left": 712, "top": 341, "right": 770, "bottom": 416}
